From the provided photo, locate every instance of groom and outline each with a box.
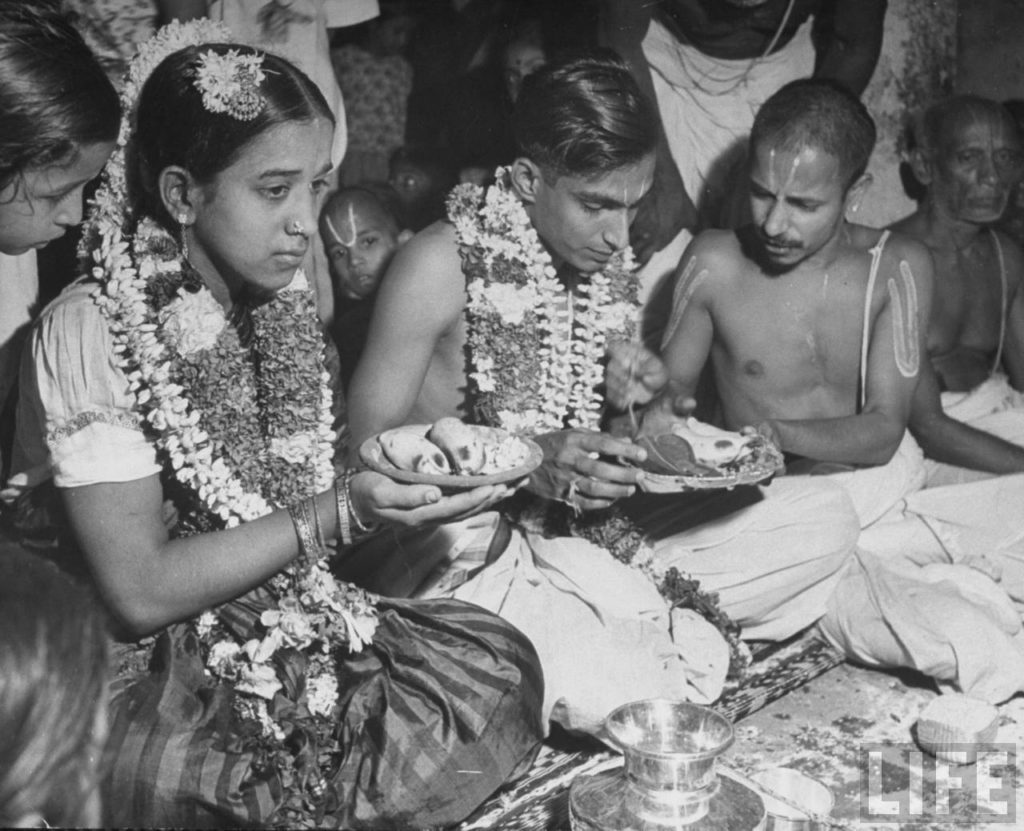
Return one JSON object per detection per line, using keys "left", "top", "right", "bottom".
{"left": 343, "top": 51, "right": 858, "bottom": 730}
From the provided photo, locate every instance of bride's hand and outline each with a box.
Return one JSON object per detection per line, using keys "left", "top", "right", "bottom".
{"left": 348, "top": 470, "right": 512, "bottom": 528}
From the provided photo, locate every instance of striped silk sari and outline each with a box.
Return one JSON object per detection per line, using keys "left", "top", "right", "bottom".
{"left": 104, "top": 595, "right": 544, "bottom": 829}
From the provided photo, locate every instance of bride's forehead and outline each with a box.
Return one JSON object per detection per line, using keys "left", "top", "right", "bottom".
{"left": 224, "top": 120, "right": 333, "bottom": 171}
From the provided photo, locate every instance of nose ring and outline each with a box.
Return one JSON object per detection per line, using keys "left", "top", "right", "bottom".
{"left": 288, "top": 220, "right": 307, "bottom": 236}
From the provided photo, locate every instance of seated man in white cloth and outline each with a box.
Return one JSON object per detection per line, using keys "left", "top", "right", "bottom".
{"left": 890, "top": 95, "right": 1024, "bottom": 485}
{"left": 609, "top": 78, "right": 1024, "bottom": 705}
{"left": 345, "top": 51, "right": 860, "bottom": 735}
{"left": 600, "top": 0, "right": 886, "bottom": 290}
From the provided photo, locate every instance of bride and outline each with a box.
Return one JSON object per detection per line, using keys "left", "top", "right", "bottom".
{"left": 9, "top": 21, "right": 543, "bottom": 829}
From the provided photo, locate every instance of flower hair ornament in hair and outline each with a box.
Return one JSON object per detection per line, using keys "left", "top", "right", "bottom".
{"left": 79, "top": 18, "right": 234, "bottom": 251}
{"left": 193, "top": 49, "right": 266, "bottom": 121}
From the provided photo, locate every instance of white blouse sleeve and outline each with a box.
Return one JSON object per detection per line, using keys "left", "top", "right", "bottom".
{"left": 15, "top": 281, "right": 160, "bottom": 488}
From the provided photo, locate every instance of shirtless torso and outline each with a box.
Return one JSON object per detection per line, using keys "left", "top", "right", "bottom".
{"left": 660, "top": 222, "right": 931, "bottom": 466}
{"left": 891, "top": 96, "right": 1024, "bottom": 393}
{"left": 348, "top": 157, "right": 655, "bottom": 512}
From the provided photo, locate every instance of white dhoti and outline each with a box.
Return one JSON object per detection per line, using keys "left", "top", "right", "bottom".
{"left": 926, "top": 374, "right": 1024, "bottom": 486}
{"left": 819, "top": 549, "right": 1024, "bottom": 704}
{"left": 638, "top": 476, "right": 858, "bottom": 642}
{"left": 444, "top": 530, "right": 731, "bottom": 735}
{"left": 799, "top": 431, "right": 1024, "bottom": 703}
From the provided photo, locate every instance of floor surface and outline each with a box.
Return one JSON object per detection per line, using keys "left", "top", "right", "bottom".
{"left": 727, "top": 662, "right": 1024, "bottom": 829}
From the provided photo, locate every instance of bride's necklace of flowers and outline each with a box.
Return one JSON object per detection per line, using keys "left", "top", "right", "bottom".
{"left": 81, "top": 20, "right": 378, "bottom": 805}
{"left": 447, "top": 168, "right": 640, "bottom": 434}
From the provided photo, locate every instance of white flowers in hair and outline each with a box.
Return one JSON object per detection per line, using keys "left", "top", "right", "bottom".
{"left": 193, "top": 49, "right": 267, "bottom": 121}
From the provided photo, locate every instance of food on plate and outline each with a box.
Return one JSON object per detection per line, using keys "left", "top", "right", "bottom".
{"left": 636, "top": 417, "right": 756, "bottom": 475}
{"left": 669, "top": 418, "right": 754, "bottom": 466}
{"left": 428, "top": 416, "right": 487, "bottom": 474}
{"left": 375, "top": 420, "right": 532, "bottom": 477}
{"left": 629, "top": 413, "right": 783, "bottom": 490}
{"left": 636, "top": 433, "right": 719, "bottom": 476}
{"left": 379, "top": 430, "right": 452, "bottom": 475}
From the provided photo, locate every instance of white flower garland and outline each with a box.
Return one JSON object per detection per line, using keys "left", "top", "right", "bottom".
{"left": 448, "top": 168, "right": 640, "bottom": 434}
{"left": 92, "top": 219, "right": 336, "bottom": 526}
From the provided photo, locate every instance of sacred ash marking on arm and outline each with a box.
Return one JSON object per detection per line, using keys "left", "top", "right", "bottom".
{"left": 661, "top": 256, "right": 709, "bottom": 348}
{"left": 887, "top": 259, "right": 920, "bottom": 378}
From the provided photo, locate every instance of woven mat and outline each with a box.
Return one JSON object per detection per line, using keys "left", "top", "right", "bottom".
{"left": 457, "top": 633, "right": 844, "bottom": 831}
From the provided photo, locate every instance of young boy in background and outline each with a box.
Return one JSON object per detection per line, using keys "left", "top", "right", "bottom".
{"left": 320, "top": 183, "right": 413, "bottom": 393}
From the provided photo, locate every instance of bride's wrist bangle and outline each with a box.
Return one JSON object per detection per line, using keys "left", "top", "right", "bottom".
{"left": 345, "top": 469, "right": 380, "bottom": 535}
{"left": 288, "top": 497, "right": 323, "bottom": 568}
{"left": 335, "top": 469, "right": 381, "bottom": 546}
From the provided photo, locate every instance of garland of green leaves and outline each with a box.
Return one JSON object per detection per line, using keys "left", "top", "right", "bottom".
{"left": 448, "top": 175, "right": 750, "bottom": 676}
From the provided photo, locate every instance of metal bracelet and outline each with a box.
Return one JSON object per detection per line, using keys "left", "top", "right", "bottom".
{"left": 287, "top": 497, "right": 319, "bottom": 567}
{"left": 344, "top": 468, "right": 380, "bottom": 535}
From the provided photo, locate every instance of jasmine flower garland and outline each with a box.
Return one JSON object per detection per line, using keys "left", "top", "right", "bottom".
{"left": 80, "top": 20, "right": 378, "bottom": 819}
{"left": 447, "top": 169, "right": 640, "bottom": 433}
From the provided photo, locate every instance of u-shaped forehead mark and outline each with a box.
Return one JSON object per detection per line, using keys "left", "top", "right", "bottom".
{"left": 339, "top": 202, "right": 359, "bottom": 246}
{"left": 661, "top": 256, "right": 708, "bottom": 348}
{"left": 764, "top": 145, "right": 801, "bottom": 195}
{"left": 324, "top": 203, "right": 358, "bottom": 248}
{"left": 887, "top": 259, "right": 920, "bottom": 378}
{"left": 783, "top": 154, "right": 801, "bottom": 191}
{"left": 323, "top": 213, "right": 343, "bottom": 246}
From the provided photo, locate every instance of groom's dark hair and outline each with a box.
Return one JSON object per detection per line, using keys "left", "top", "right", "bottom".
{"left": 514, "top": 48, "right": 659, "bottom": 180}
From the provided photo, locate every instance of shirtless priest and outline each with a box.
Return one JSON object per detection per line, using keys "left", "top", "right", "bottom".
{"left": 345, "top": 52, "right": 862, "bottom": 734}
{"left": 608, "top": 78, "right": 1024, "bottom": 704}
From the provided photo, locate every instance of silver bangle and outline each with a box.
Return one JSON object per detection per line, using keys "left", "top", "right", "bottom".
{"left": 287, "top": 498, "right": 320, "bottom": 568}
{"left": 335, "top": 476, "right": 354, "bottom": 547}
{"left": 344, "top": 468, "right": 379, "bottom": 535}
{"left": 335, "top": 470, "right": 380, "bottom": 547}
